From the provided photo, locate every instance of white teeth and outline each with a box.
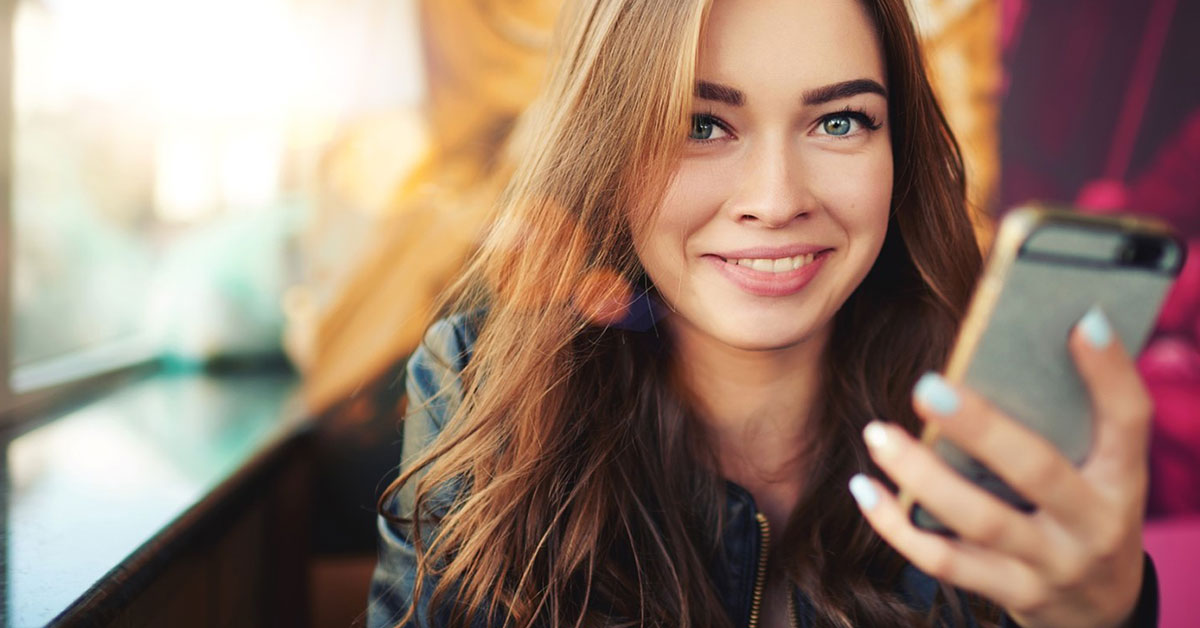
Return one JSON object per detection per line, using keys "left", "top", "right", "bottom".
{"left": 726, "top": 252, "right": 821, "bottom": 274}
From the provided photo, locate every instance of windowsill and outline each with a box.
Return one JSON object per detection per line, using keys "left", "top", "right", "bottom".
{"left": 0, "top": 368, "right": 307, "bottom": 626}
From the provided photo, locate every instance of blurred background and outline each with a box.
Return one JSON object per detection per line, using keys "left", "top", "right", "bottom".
{"left": 0, "top": 0, "right": 1197, "bottom": 625}
{"left": 8, "top": 0, "right": 425, "bottom": 383}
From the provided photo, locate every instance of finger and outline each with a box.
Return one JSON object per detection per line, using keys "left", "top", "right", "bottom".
{"left": 912, "top": 372, "right": 1097, "bottom": 530}
{"left": 1069, "top": 306, "right": 1153, "bottom": 479}
{"left": 862, "top": 421, "right": 1047, "bottom": 565}
{"left": 848, "top": 473, "right": 1046, "bottom": 612}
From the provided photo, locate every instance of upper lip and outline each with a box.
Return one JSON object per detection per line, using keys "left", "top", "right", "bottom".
{"left": 710, "top": 244, "right": 833, "bottom": 260}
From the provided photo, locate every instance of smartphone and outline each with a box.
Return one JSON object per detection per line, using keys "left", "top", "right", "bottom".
{"left": 901, "top": 205, "right": 1185, "bottom": 534}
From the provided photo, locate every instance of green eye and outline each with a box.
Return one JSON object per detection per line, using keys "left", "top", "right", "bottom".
{"left": 690, "top": 115, "right": 716, "bottom": 140}
{"left": 822, "top": 115, "right": 853, "bottom": 136}
{"left": 689, "top": 114, "right": 729, "bottom": 141}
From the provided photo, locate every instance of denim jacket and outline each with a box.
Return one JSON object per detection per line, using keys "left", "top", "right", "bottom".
{"left": 368, "top": 314, "right": 1159, "bottom": 628}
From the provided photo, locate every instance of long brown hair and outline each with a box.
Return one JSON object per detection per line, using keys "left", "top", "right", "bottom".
{"left": 378, "top": 0, "right": 986, "bottom": 625}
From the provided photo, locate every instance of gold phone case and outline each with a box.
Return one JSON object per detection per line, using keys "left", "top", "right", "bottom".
{"left": 900, "top": 205, "right": 1185, "bottom": 533}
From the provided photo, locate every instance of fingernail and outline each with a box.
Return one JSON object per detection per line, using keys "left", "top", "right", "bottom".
{"left": 849, "top": 473, "right": 879, "bottom": 510}
{"left": 1078, "top": 305, "right": 1113, "bottom": 349}
{"left": 863, "top": 421, "right": 891, "bottom": 452}
{"left": 914, "top": 372, "right": 961, "bottom": 415}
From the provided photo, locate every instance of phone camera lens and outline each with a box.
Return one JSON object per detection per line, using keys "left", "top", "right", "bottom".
{"left": 1121, "top": 237, "right": 1164, "bottom": 268}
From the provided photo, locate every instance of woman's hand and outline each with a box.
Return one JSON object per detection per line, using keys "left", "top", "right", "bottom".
{"left": 849, "top": 307, "right": 1150, "bottom": 628}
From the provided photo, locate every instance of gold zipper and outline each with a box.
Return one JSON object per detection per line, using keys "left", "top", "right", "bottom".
{"left": 747, "top": 511, "right": 800, "bottom": 628}
{"left": 748, "top": 512, "right": 770, "bottom": 627}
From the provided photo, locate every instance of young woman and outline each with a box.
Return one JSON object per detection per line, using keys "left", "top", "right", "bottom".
{"left": 368, "top": 0, "right": 1158, "bottom": 625}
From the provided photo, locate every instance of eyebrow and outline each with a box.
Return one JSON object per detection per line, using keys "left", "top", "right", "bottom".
{"left": 696, "top": 81, "right": 744, "bottom": 106}
{"left": 694, "top": 78, "right": 888, "bottom": 107}
{"left": 803, "top": 79, "right": 888, "bottom": 105}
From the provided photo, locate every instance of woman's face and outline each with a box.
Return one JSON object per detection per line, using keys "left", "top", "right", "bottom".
{"left": 634, "top": 0, "right": 892, "bottom": 352}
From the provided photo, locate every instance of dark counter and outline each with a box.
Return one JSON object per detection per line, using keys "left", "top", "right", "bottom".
{"left": 0, "top": 371, "right": 309, "bottom": 627}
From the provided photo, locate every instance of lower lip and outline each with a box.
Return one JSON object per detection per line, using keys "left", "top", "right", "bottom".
{"left": 705, "top": 251, "right": 831, "bottom": 297}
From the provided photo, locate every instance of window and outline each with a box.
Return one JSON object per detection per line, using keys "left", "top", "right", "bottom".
{"left": 2, "top": 0, "right": 424, "bottom": 418}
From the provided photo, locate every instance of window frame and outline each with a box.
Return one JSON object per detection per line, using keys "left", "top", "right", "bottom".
{"left": 1, "top": 0, "right": 14, "bottom": 419}
{"left": 0, "top": 0, "right": 159, "bottom": 425}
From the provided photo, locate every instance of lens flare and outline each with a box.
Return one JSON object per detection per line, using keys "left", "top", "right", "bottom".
{"left": 573, "top": 268, "right": 632, "bottom": 326}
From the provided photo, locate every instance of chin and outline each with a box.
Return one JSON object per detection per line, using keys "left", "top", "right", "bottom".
{"left": 705, "top": 309, "right": 831, "bottom": 352}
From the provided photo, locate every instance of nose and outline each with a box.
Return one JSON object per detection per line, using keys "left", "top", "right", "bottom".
{"left": 725, "top": 137, "right": 813, "bottom": 228}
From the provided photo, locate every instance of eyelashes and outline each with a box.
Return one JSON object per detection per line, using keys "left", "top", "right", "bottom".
{"left": 687, "top": 106, "right": 882, "bottom": 144}
{"left": 826, "top": 107, "right": 882, "bottom": 132}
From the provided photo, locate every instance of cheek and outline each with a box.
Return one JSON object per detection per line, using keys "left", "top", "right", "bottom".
{"left": 653, "top": 166, "right": 729, "bottom": 238}
{"left": 822, "top": 149, "right": 892, "bottom": 244}
{"left": 634, "top": 167, "right": 727, "bottom": 277}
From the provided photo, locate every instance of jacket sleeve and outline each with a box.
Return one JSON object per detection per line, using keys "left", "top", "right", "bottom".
{"left": 999, "top": 552, "right": 1160, "bottom": 627}
{"left": 367, "top": 316, "right": 478, "bottom": 628}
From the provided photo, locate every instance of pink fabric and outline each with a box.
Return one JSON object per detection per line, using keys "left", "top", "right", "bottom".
{"left": 1127, "top": 111, "right": 1200, "bottom": 236}
{"left": 1078, "top": 109, "right": 1200, "bottom": 520}
{"left": 1141, "top": 332, "right": 1200, "bottom": 516}
{"left": 1143, "top": 516, "right": 1200, "bottom": 624}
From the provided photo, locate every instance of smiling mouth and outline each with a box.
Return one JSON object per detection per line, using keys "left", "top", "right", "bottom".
{"left": 715, "top": 249, "right": 832, "bottom": 274}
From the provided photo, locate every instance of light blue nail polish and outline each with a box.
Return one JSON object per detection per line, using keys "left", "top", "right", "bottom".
{"left": 849, "top": 474, "right": 879, "bottom": 510}
{"left": 1078, "top": 305, "right": 1113, "bottom": 348}
{"left": 914, "top": 372, "right": 961, "bottom": 415}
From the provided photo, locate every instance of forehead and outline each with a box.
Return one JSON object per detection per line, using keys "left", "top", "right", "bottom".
{"left": 698, "top": 0, "right": 885, "bottom": 95}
